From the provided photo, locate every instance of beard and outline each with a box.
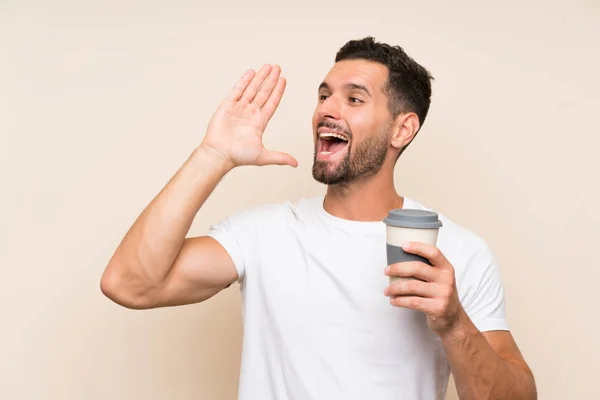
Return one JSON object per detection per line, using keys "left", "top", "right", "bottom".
{"left": 312, "top": 125, "right": 390, "bottom": 186}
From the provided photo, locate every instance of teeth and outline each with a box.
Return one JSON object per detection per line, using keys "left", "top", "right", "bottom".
{"left": 319, "top": 132, "right": 348, "bottom": 141}
{"left": 320, "top": 151, "right": 332, "bottom": 155}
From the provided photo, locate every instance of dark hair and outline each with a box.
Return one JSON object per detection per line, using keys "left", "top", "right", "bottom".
{"left": 335, "top": 36, "right": 434, "bottom": 134}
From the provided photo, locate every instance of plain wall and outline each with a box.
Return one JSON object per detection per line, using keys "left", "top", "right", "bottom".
{"left": 1, "top": 1, "right": 599, "bottom": 399}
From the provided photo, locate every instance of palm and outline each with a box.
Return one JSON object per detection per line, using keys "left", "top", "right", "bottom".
{"left": 202, "top": 65, "right": 297, "bottom": 168}
{"left": 209, "top": 101, "right": 268, "bottom": 165}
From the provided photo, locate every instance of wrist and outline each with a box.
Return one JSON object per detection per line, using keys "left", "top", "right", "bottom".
{"left": 193, "top": 143, "right": 236, "bottom": 173}
{"left": 440, "top": 310, "right": 475, "bottom": 342}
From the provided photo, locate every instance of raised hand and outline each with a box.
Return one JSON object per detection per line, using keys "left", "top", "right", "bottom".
{"left": 200, "top": 64, "right": 298, "bottom": 169}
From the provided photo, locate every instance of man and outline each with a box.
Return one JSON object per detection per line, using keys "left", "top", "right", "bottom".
{"left": 101, "top": 37, "right": 537, "bottom": 399}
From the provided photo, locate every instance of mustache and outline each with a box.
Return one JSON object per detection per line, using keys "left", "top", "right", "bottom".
{"left": 317, "top": 120, "right": 352, "bottom": 139}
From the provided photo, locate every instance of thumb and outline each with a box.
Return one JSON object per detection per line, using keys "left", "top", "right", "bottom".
{"left": 256, "top": 148, "right": 299, "bottom": 168}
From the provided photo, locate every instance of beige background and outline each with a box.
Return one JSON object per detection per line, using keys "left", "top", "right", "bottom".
{"left": 1, "top": 0, "right": 599, "bottom": 399}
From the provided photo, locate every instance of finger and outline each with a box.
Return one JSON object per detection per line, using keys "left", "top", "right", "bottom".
{"left": 385, "top": 279, "right": 441, "bottom": 298}
{"left": 226, "top": 69, "right": 256, "bottom": 102}
{"left": 385, "top": 261, "right": 438, "bottom": 282}
{"left": 261, "top": 77, "right": 287, "bottom": 123}
{"left": 252, "top": 65, "right": 281, "bottom": 109}
{"left": 241, "top": 64, "right": 273, "bottom": 103}
{"left": 402, "top": 242, "right": 447, "bottom": 267}
{"left": 256, "top": 148, "right": 298, "bottom": 168}
{"left": 390, "top": 295, "right": 436, "bottom": 312}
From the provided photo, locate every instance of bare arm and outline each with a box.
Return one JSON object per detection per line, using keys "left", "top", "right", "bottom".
{"left": 101, "top": 64, "right": 297, "bottom": 309}
{"left": 100, "top": 146, "right": 237, "bottom": 309}
{"left": 385, "top": 242, "right": 537, "bottom": 399}
{"left": 442, "top": 320, "right": 537, "bottom": 400}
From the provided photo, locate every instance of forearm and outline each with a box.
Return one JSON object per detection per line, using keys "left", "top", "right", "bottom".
{"left": 442, "top": 317, "right": 536, "bottom": 400}
{"left": 102, "top": 145, "right": 233, "bottom": 291}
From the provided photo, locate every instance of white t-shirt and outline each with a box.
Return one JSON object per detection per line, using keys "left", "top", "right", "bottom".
{"left": 207, "top": 195, "right": 509, "bottom": 400}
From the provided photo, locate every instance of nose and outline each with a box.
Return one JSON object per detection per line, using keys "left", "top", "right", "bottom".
{"left": 316, "top": 95, "right": 341, "bottom": 120}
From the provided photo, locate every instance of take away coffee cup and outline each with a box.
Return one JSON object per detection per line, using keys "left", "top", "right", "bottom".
{"left": 383, "top": 209, "right": 443, "bottom": 284}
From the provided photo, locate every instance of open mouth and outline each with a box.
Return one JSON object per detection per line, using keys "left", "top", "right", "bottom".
{"left": 317, "top": 132, "right": 349, "bottom": 159}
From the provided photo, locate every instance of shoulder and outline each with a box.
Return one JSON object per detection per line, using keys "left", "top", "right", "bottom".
{"left": 403, "top": 196, "right": 494, "bottom": 265}
{"left": 214, "top": 195, "right": 324, "bottom": 231}
{"left": 404, "top": 197, "right": 506, "bottom": 316}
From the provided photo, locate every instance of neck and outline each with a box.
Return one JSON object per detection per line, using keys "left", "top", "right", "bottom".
{"left": 323, "top": 166, "right": 404, "bottom": 222}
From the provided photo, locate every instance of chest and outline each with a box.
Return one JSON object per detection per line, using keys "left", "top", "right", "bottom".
{"left": 242, "top": 226, "right": 446, "bottom": 368}
{"left": 255, "top": 230, "right": 385, "bottom": 307}
{"left": 246, "top": 229, "right": 440, "bottom": 340}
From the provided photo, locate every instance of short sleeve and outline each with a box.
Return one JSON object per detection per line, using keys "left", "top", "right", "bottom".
{"left": 206, "top": 216, "right": 246, "bottom": 283}
{"left": 458, "top": 237, "right": 510, "bottom": 333}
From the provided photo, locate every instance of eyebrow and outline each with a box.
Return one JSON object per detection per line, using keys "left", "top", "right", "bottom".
{"left": 318, "top": 82, "right": 372, "bottom": 97}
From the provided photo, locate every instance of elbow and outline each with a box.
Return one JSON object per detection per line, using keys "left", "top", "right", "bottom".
{"left": 100, "top": 268, "right": 124, "bottom": 305}
{"left": 100, "top": 263, "right": 157, "bottom": 310}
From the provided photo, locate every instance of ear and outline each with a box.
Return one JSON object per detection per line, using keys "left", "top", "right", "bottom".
{"left": 390, "top": 112, "right": 420, "bottom": 151}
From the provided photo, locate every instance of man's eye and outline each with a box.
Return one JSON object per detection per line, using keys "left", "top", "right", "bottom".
{"left": 319, "top": 95, "right": 329, "bottom": 101}
{"left": 349, "top": 97, "right": 363, "bottom": 103}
